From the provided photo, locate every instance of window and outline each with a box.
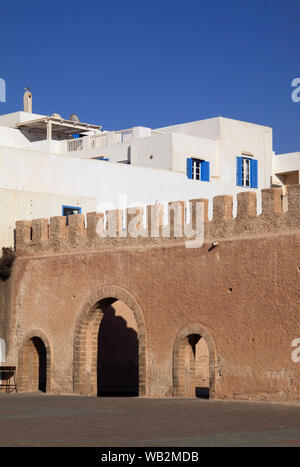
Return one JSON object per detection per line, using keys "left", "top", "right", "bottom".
{"left": 192, "top": 159, "right": 201, "bottom": 180}
{"left": 62, "top": 205, "right": 82, "bottom": 217}
{"left": 236, "top": 156, "right": 258, "bottom": 188}
{"left": 242, "top": 157, "right": 251, "bottom": 187}
{"left": 91, "top": 157, "right": 110, "bottom": 161}
{"left": 186, "top": 158, "right": 210, "bottom": 182}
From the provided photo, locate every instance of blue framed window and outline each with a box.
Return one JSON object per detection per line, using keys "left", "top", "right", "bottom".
{"left": 62, "top": 205, "right": 82, "bottom": 217}
{"left": 236, "top": 157, "right": 258, "bottom": 188}
{"left": 186, "top": 158, "right": 210, "bottom": 182}
{"left": 62, "top": 205, "right": 82, "bottom": 225}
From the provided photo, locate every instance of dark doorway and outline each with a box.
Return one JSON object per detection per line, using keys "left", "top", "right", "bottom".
{"left": 32, "top": 337, "right": 47, "bottom": 392}
{"left": 97, "top": 300, "right": 139, "bottom": 396}
{"left": 22, "top": 337, "right": 47, "bottom": 392}
{"left": 186, "top": 334, "right": 209, "bottom": 399}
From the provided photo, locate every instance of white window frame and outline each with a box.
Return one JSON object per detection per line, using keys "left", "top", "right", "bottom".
{"left": 242, "top": 157, "right": 251, "bottom": 187}
{"left": 192, "top": 159, "right": 202, "bottom": 180}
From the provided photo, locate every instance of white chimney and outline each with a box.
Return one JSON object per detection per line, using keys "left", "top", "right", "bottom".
{"left": 23, "top": 89, "right": 32, "bottom": 113}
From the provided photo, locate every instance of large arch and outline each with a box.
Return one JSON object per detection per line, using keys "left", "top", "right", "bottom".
{"left": 18, "top": 329, "right": 52, "bottom": 393}
{"left": 173, "top": 323, "right": 216, "bottom": 398}
{"left": 73, "top": 286, "right": 147, "bottom": 396}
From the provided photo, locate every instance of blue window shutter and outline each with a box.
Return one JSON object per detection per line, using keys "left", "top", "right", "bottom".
{"left": 236, "top": 157, "right": 243, "bottom": 186}
{"left": 201, "top": 161, "right": 210, "bottom": 182}
{"left": 250, "top": 159, "right": 258, "bottom": 188}
{"left": 186, "top": 158, "right": 193, "bottom": 179}
{"left": 200, "top": 161, "right": 205, "bottom": 181}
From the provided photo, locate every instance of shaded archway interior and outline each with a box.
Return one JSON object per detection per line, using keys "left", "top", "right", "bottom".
{"left": 185, "top": 334, "right": 210, "bottom": 398}
{"left": 97, "top": 298, "right": 139, "bottom": 396}
{"left": 19, "top": 337, "right": 47, "bottom": 393}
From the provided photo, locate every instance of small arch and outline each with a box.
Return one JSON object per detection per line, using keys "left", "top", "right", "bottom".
{"left": 73, "top": 286, "right": 147, "bottom": 396}
{"left": 173, "top": 324, "right": 216, "bottom": 398}
{"left": 18, "top": 330, "right": 52, "bottom": 393}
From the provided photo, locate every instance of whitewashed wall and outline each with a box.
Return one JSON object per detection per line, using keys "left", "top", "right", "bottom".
{"left": 0, "top": 187, "right": 96, "bottom": 248}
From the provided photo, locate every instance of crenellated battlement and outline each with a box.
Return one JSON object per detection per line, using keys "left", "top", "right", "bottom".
{"left": 15, "top": 185, "right": 300, "bottom": 256}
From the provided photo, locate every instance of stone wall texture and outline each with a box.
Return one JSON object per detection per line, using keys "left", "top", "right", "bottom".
{"left": 1, "top": 186, "right": 300, "bottom": 400}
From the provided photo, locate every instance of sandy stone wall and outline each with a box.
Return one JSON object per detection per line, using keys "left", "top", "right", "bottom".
{"left": 14, "top": 186, "right": 300, "bottom": 257}
{"left": 3, "top": 186, "right": 300, "bottom": 400}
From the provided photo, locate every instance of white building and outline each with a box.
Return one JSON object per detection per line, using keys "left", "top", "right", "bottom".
{"left": 0, "top": 92, "right": 299, "bottom": 248}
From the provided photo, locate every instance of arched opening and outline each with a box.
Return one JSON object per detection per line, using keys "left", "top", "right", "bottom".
{"left": 97, "top": 299, "right": 139, "bottom": 396}
{"left": 173, "top": 324, "right": 215, "bottom": 399}
{"left": 73, "top": 287, "right": 147, "bottom": 397}
{"left": 18, "top": 336, "right": 48, "bottom": 393}
{"left": 184, "top": 334, "right": 209, "bottom": 398}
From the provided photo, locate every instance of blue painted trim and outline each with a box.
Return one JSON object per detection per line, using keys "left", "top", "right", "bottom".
{"left": 200, "top": 160, "right": 210, "bottom": 182}
{"left": 62, "top": 205, "right": 82, "bottom": 216}
{"left": 186, "top": 158, "right": 193, "bottom": 179}
{"left": 236, "top": 156, "right": 243, "bottom": 186}
{"left": 250, "top": 158, "right": 258, "bottom": 188}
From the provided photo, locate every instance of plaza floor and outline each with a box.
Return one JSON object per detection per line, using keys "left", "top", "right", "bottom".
{"left": 0, "top": 393, "right": 299, "bottom": 447}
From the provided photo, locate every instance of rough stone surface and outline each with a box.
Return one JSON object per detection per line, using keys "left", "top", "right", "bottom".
{"left": 2, "top": 187, "right": 300, "bottom": 400}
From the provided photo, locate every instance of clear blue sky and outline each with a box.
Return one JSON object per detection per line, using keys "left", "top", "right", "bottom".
{"left": 1, "top": 0, "right": 299, "bottom": 153}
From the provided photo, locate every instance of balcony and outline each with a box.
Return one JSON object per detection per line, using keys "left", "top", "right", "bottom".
{"left": 66, "top": 129, "right": 134, "bottom": 153}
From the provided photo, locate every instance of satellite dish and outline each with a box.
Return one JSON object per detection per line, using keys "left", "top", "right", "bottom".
{"left": 70, "top": 113, "right": 80, "bottom": 122}
{"left": 52, "top": 113, "right": 62, "bottom": 118}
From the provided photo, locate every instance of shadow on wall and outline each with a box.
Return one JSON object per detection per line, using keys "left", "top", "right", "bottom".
{"left": 186, "top": 334, "right": 210, "bottom": 399}
{"left": 32, "top": 337, "right": 47, "bottom": 392}
{"left": 0, "top": 248, "right": 15, "bottom": 281}
{"left": 97, "top": 304, "right": 139, "bottom": 397}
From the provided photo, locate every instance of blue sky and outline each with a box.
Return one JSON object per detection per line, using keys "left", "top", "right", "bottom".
{"left": 0, "top": 0, "right": 299, "bottom": 153}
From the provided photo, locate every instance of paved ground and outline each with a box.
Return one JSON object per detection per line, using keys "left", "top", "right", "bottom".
{"left": 0, "top": 393, "right": 299, "bottom": 447}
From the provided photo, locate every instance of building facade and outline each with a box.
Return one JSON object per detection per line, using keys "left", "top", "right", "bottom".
{"left": 0, "top": 94, "right": 299, "bottom": 399}
{"left": 0, "top": 96, "right": 299, "bottom": 249}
